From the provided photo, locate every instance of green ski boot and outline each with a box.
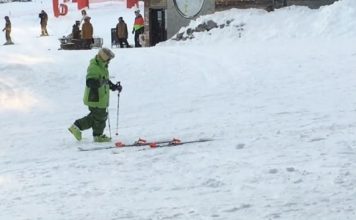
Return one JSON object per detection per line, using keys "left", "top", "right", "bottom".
{"left": 68, "top": 124, "right": 82, "bottom": 141}
{"left": 94, "top": 134, "right": 112, "bottom": 143}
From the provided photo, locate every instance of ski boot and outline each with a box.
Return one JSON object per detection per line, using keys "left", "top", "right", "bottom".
{"left": 68, "top": 124, "right": 82, "bottom": 141}
{"left": 94, "top": 134, "right": 112, "bottom": 143}
{"left": 4, "top": 41, "right": 14, "bottom": 45}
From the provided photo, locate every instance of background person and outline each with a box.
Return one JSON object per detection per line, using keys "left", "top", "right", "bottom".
{"left": 116, "top": 17, "right": 131, "bottom": 48}
{"left": 2, "top": 16, "right": 13, "bottom": 45}
{"left": 132, "top": 10, "right": 144, "bottom": 47}
{"left": 81, "top": 16, "right": 93, "bottom": 49}
{"left": 39, "top": 10, "right": 49, "bottom": 36}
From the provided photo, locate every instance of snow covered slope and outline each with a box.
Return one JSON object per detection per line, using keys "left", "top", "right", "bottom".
{"left": 0, "top": 1, "right": 356, "bottom": 219}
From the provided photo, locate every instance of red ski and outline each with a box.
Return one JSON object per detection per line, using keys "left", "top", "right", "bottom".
{"left": 78, "top": 138, "right": 212, "bottom": 151}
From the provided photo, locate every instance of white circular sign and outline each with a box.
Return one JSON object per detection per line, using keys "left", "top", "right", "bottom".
{"left": 173, "top": 0, "right": 205, "bottom": 18}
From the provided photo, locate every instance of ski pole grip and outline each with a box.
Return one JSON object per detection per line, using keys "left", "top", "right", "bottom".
{"left": 117, "top": 81, "right": 122, "bottom": 94}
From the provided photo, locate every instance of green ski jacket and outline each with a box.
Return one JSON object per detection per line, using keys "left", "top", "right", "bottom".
{"left": 83, "top": 57, "right": 110, "bottom": 108}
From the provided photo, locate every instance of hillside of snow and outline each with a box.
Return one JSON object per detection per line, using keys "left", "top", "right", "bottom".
{"left": 1, "top": 1, "right": 356, "bottom": 219}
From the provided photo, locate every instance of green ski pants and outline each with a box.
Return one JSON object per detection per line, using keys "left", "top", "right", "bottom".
{"left": 74, "top": 107, "right": 108, "bottom": 136}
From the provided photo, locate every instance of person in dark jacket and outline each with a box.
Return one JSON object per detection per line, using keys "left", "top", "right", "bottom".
{"left": 116, "top": 17, "right": 131, "bottom": 48}
{"left": 72, "top": 20, "right": 81, "bottom": 40}
{"left": 39, "top": 10, "right": 49, "bottom": 36}
{"left": 71, "top": 20, "right": 82, "bottom": 49}
{"left": 68, "top": 48, "right": 122, "bottom": 142}
{"left": 2, "top": 16, "right": 13, "bottom": 45}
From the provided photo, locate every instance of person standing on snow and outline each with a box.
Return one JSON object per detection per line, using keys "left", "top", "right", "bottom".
{"left": 81, "top": 16, "right": 93, "bottom": 49}
{"left": 72, "top": 20, "right": 81, "bottom": 40}
{"left": 68, "top": 48, "right": 122, "bottom": 143}
{"left": 132, "top": 10, "right": 144, "bottom": 47}
{"left": 39, "top": 10, "right": 49, "bottom": 36}
{"left": 2, "top": 16, "right": 13, "bottom": 45}
{"left": 116, "top": 17, "right": 131, "bottom": 48}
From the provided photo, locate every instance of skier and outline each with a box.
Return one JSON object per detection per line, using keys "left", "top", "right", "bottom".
{"left": 39, "top": 10, "right": 49, "bottom": 36}
{"left": 68, "top": 48, "right": 122, "bottom": 142}
{"left": 132, "top": 10, "right": 144, "bottom": 47}
{"left": 2, "top": 16, "right": 13, "bottom": 45}
{"left": 116, "top": 17, "right": 131, "bottom": 48}
{"left": 81, "top": 16, "right": 93, "bottom": 49}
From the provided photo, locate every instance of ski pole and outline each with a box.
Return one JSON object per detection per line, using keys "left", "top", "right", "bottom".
{"left": 107, "top": 108, "right": 112, "bottom": 138}
{"left": 115, "top": 91, "right": 120, "bottom": 136}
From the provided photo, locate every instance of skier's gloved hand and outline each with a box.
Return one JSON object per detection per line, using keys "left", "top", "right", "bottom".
{"left": 116, "top": 82, "right": 122, "bottom": 92}
{"left": 132, "top": 29, "right": 135, "bottom": 34}
{"left": 109, "top": 81, "right": 122, "bottom": 92}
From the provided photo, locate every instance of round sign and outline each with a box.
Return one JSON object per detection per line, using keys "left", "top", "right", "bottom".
{"left": 173, "top": 0, "right": 205, "bottom": 18}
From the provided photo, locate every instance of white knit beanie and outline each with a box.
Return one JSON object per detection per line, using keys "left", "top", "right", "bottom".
{"left": 98, "top": 48, "right": 115, "bottom": 61}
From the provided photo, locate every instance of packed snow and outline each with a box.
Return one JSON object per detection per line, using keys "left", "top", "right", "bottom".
{"left": 0, "top": 0, "right": 356, "bottom": 219}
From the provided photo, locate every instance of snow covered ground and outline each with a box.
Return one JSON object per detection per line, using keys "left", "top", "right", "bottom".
{"left": 1, "top": 0, "right": 356, "bottom": 219}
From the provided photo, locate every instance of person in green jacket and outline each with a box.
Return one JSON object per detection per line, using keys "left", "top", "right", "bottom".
{"left": 69, "top": 48, "right": 122, "bottom": 142}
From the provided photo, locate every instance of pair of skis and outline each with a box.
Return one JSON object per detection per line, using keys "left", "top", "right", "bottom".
{"left": 78, "top": 138, "right": 212, "bottom": 152}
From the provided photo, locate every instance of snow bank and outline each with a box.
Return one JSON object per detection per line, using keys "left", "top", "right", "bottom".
{"left": 166, "top": 0, "right": 356, "bottom": 45}
{"left": 0, "top": 1, "right": 356, "bottom": 220}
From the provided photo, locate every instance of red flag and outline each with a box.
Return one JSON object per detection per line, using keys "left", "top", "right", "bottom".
{"left": 127, "top": 0, "right": 138, "bottom": 9}
{"left": 52, "top": 0, "right": 60, "bottom": 17}
{"left": 77, "top": 0, "right": 89, "bottom": 10}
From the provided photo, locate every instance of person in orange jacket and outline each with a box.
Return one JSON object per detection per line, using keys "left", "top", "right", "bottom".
{"left": 132, "top": 10, "right": 144, "bottom": 47}
{"left": 81, "top": 16, "right": 93, "bottom": 49}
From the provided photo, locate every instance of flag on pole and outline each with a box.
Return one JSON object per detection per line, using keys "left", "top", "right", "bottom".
{"left": 77, "top": 0, "right": 89, "bottom": 10}
{"left": 52, "top": 0, "right": 60, "bottom": 17}
{"left": 127, "top": 0, "right": 139, "bottom": 9}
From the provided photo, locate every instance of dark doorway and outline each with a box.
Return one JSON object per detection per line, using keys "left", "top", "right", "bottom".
{"left": 149, "top": 8, "right": 166, "bottom": 46}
